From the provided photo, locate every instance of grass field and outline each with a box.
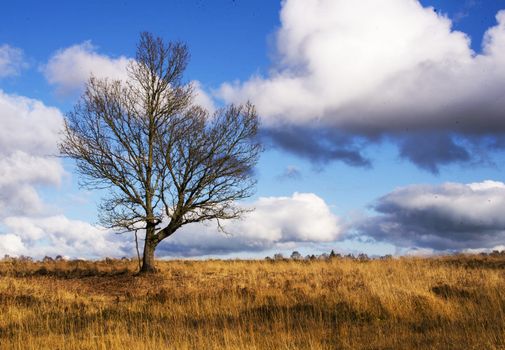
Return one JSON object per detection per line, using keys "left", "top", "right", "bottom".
{"left": 0, "top": 255, "right": 504, "bottom": 349}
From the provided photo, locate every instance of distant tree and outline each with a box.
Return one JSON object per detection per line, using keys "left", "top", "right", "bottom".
{"left": 18, "top": 255, "right": 33, "bottom": 262}
{"left": 274, "top": 253, "right": 284, "bottom": 260}
{"left": 290, "top": 251, "right": 302, "bottom": 260}
{"left": 60, "top": 32, "right": 261, "bottom": 273}
{"left": 329, "top": 249, "right": 337, "bottom": 258}
{"left": 357, "top": 253, "right": 369, "bottom": 261}
{"left": 491, "top": 250, "right": 502, "bottom": 257}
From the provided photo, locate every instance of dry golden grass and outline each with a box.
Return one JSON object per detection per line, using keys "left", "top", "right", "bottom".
{"left": 0, "top": 255, "right": 504, "bottom": 349}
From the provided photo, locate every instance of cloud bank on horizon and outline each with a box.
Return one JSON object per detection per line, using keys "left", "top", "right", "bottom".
{"left": 0, "top": 192, "right": 342, "bottom": 259}
{"left": 358, "top": 180, "right": 505, "bottom": 252}
{"left": 220, "top": 0, "right": 505, "bottom": 172}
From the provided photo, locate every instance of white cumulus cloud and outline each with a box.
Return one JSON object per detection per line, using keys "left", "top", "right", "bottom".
{"left": 42, "top": 41, "right": 218, "bottom": 113}
{"left": 157, "top": 192, "right": 343, "bottom": 257}
{"left": 219, "top": 0, "right": 505, "bottom": 172}
{"left": 0, "top": 92, "right": 111, "bottom": 259}
{"left": 42, "top": 41, "right": 131, "bottom": 94}
{"left": 192, "top": 80, "right": 217, "bottom": 113}
{"left": 0, "top": 91, "right": 65, "bottom": 216}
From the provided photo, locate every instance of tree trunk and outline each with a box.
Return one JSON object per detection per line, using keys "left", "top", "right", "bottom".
{"left": 140, "top": 225, "right": 157, "bottom": 273}
{"left": 139, "top": 222, "right": 179, "bottom": 273}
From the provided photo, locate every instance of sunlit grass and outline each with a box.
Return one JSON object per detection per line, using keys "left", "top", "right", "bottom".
{"left": 0, "top": 255, "right": 504, "bottom": 349}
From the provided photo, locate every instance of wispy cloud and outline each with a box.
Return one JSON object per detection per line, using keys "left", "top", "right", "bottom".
{"left": 277, "top": 165, "right": 302, "bottom": 181}
{"left": 453, "top": 0, "right": 478, "bottom": 23}
{"left": 0, "top": 44, "right": 27, "bottom": 78}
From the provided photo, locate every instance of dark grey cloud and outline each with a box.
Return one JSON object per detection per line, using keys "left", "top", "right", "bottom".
{"left": 155, "top": 235, "right": 269, "bottom": 258}
{"left": 357, "top": 181, "right": 505, "bottom": 250}
{"left": 263, "top": 127, "right": 371, "bottom": 167}
{"left": 398, "top": 133, "right": 471, "bottom": 173}
{"left": 265, "top": 126, "right": 499, "bottom": 174}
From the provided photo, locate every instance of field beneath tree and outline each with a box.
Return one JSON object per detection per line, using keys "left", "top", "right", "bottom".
{"left": 0, "top": 255, "right": 504, "bottom": 349}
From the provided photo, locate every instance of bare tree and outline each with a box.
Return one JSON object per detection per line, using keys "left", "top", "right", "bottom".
{"left": 60, "top": 32, "right": 261, "bottom": 273}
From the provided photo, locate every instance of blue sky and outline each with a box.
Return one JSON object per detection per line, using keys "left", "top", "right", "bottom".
{"left": 2, "top": 0, "right": 505, "bottom": 259}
